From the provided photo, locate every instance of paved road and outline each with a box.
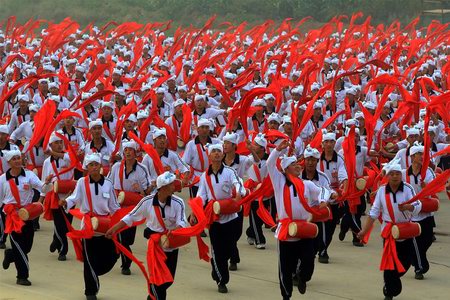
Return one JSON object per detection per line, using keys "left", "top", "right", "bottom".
{"left": 2, "top": 192, "right": 450, "bottom": 300}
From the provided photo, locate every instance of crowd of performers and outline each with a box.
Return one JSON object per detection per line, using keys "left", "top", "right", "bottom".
{"left": 1, "top": 14, "right": 450, "bottom": 300}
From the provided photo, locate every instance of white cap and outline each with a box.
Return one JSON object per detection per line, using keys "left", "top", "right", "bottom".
{"left": 198, "top": 118, "right": 212, "bottom": 129}
{"left": 101, "top": 101, "right": 114, "bottom": 109}
{"left": 383, "top": 158, "right": 402, "bottom": 174}
{"left": 254, "top": 133, "right": 267, "bottom": 148}
{"left": 0, "top": 125, "right": 9, "bottom": 134}
{"left": 89, "top": 119, "right": 103, "bottom": 129}
{"left": 303, "top": 145, "right": 320, "bottom": 159}
{"left": 116, "top": 88, "right": 126, "bottom": 97}
{"left": 48, "top": 82, "right": 59, "bottom": 89}
{"left": 178, "top": 85, "right": 188, "bottom": 92}
{"left": 29, "top": 104, "right": 39, "bottom": 112}
{"left": 18, "top": 94, "right": 30, "bottom": 102}
{"left": 194, "top": 94, "right": 206, "bottom": 102}
{"left": 207, "top": 143, "right": 223, "bottom": 155}
{"left": 153, "top": 127, "right": 167, "bottom": 139}
{"left": 122, "top": 140, "right": 138, "bottom": 151}
{"left": 137, "top": 110, "right": 149, "bottom": 119}
{"left": 363, "top": 101, "right": 376, "bottom": 110}
{"left": 223, "top": 132, "right": 239, "bottom": 144}
{"left": 83, "top": 153, "right": 101, "bottom": 168}
{"left": 410, "top": 142, "right": 424, "bottom": 156}
{"left": 322, "top": 132, "right": 336, "bottom": 142}
{"left": 156, "top": 87, "right": 166, "bottom": 94}
{"left": 156, "top": 171, "right": 176, "bottom": 189}
{"left": 173, "top": 99, "right": 185, "bottom": 107}
{"left": 268, "top": 113, "right": 282, "bottom": 124}
{"left": 76, "top": 66, "right": 86, "bottom": 73}
{"left": 49, "top": 131, "right": 63, "bottom": 144}
{"left": 282, "top": 115, "right": 292, "bottom": 124}
{"left": 405, "top": 126, "right": 420, "bottom": 137}
{"left": 355, "top": 111, "right": 364, "bottom": 119}
{"left": 252, "top": 98, "right": 266, "bottom": 107}
{"left": 280, "top": 156, "right": 297, "bottom": 171}
{"left": 3, "top": 149, "right": 21, "bottom": 162}
{"left": 126, "top": 114, "right": 137, "bottom": 123}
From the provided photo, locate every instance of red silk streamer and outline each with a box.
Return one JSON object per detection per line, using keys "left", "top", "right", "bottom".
{"left": 128, "top": 132, "right": 164, "bottom": 175}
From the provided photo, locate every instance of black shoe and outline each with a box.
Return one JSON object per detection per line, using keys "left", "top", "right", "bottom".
{"left": 415, "top": 271, "right": 424, "bottom": 280}
{"left": 338, "top": 230, "right": 346, "bottom": 241}
{"left": 297, "top": 278, "right": 306, "bottom": 294}
{"left": 229, "top": 262, "right": 237, "bottom": 271}
{"left": 121, "top": 268, "right": 131, "bottom": 275}
{"left": 58, "top": 254, "right": 67, "bottom": 261}
{"left": 218, "top": 284, "right": 228, "bottom": 293}
{"left": 0, "top": 242, "right": 5, "bottom": 249}
{"left": 200, "top": 230, "right": 207, "bottom": 237}
{"left": 352, "top": 241, "right": 364, "bottom": 247}
{"left": 16, "top": 278, "right": 32, "bottom": 286}
{"left": 86, "top": 295, "right": 97, "bottom": 300}
{"left": 3, "top": 249, "right": 12, "bottom": 270}
{"left": 318, "top": 254, "right": 329, "bottom": 264}
{"left": 384, "top": 297, "right": 393, "bottom": 300}
{"left": 432, "top": 234, "right": 436, "bottom": 242}
{"left": 33, "top": 222, "right": 40, "bottom": 231}
{"left": 49, "top": 241, "right": 58, "bottom": 253}
{"left": 292, "top": 274, "right": 299, "bottom": 287}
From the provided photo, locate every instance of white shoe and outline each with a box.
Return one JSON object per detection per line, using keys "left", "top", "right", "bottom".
{"left": 255, "top": 243, "right": 266, "bottom": 249}
{"left": 247, "top": 237, "right": 255, "bottom": 245}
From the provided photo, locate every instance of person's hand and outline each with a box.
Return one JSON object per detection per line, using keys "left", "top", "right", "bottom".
{"left": 44, "top": 149, "right": 52, "bottom": 156}
{"left": 58, "top": 199, "right": 67, "bottom": 207}
{"left": 319, "top": 202, "right": 328, "bottom": 209}
{"left": 234, "top": 190, "right": 242, "bottom": 202}
{"left": 105, "top": 228, "right": 115, "bottom": 239}
{"left": 189, "top": 213, "right": 198, "bottom": 225}
{"left": 45, "top": 175, "right": 53, "bottom": 185}
{"left": 276, "top": 139, "right": 289, "bottom": 151}
{"left": 356, "top": 230, "right": 366, "bottom": 240}
{"left": 399, "top": 203, "right": 414, "bottom": 212}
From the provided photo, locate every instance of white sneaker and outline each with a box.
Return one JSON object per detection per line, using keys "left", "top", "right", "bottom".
{"left": 255, "top": 243, "right": 266, "bottom": 249}
{"left": 247, "top": 237, "right": 255, "bottom": 245}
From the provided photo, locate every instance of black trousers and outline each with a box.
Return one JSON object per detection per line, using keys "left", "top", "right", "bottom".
{"left": 412, "top": 216, "right": 434, "bottom": 274}
{"left": 315, "top": 204, "right": 342, "bottom": 256}
{"left": 118, "top": 226, "right": 137, "bottom": 269}
{"left": 209, "top": 217, "right": 239, "bottom": 285}
{"left": 0, "top": 204, "right": 7, "bottom": 244}
{"left": 51, "top": 207, "right": 73, "bottom": 256}
{"left": 149, "top": 249, "right": 179, "bottom": 300}
{"left": 383, "top": 239, "right": 413, "bottom": 298}
{"left": 230, "top": 211, "right": 243, "bottom": 264}
{"left": 340, "top": 198, "right": 366, "bottom": 241}
{"left": 278, "top": 238, "right": 315, "bottom": 299}
{"left": 269, "top": 197, "right": 277, "bottom": 223}
{"left": 245, "top": 200, "right": 269, "bottom": 245}
{"left": 5, "top": 220, "right": 35, "bottom": 279}
{"left": 83, "top": 236, "right": 118, "bottom": 296}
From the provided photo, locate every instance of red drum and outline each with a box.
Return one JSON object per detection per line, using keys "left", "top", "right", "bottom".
{"left": 117, "top": 191, "right": 143, "bottom": 206}
{"left": 420, "top": 198, "right": 439, "bottom": 213}
{"left": 391, "top": 222, "right": 421, "bottom": 240}
{"left": 53, "top": 180, "right": 77, "bottom": 194}
{"left": 18, "top": 203, "right": 44, "bottom": 221}
{"left": 100, "top": 167, "right": 110, "bottom": 176}
{"left": 308, "top": 206, "right": 331, "bottom": 223}
{"left": 160, "top": 234, "right": 191, "bottom": 249}
{"left": 356, "top": 177, "right": 368, "bottom": 191}
{"left": 288, "top": 221, "right": 318, "bottom": 239}
{"left": 213, "top": 199, "right": 241, "bottom": 215}
{"left": 91, "top": 216, "right": 111, "bottom": 234}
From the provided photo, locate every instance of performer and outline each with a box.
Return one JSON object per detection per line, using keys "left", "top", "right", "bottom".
{"left": 60, "top": 153, "right": 120, "bottom": 300}
{"left": 196, "top": 143, "right": 246, "bottom": 293}
{"left": 41, "top": 131, "right": 75, "bottom": 261}
{"left": 1, "top": 150, "right": 51, "bottom": 285}
{"left": 267, "top": 140, "right": 335, "bottom": 299}
{"left": 358, "top": 161, "right": 422, "bottom": 300}
{"left": 401, "top": 143, "right": 436, "bottom": 280}
{"left": 106, "top": 171, "right": 188, "bottom": 300}
{"left": 317, "top": 132, "right": 348, "bottom": 263}
{"left": 108, "top": 140, "right": 152, "bottom": 275}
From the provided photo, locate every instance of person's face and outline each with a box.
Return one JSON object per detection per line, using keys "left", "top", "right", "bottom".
{"left": 266, "top": 98, "right": 274, "bottom": 107}
{"left": 223, "top": 141, "right": 235, "bottom": 154}
{"left": 19, "top": 101, "right": 28, "bottom": 109}
{"left": 154, "top": 135, "right": 167, "bottom": 149}
{"left": 87, "top": 161, "right": 101, "bottom": 175}
{"left": 50, "top": 87, "right": 59, "bottom": 95}
{"left": 124, "top": 120, "right": 134, "bottom": 130}
{"left": 39, "top": 82, "right": 48, "bottom": 91}
{"left": 285, "top": 161, "right": 301, "bottom": 177}
{"left": 102, "top": 106, "right": 113, "bottom": 117}
{"left": 156, "top": 92, "right": 164, "bottom": 101}
{"left": 195, "top": 99, "right": 206, "bottom": 109}
{"left": 51, "top": 140, "right": 64, "bottom": 152}
{"left": 8, "top": 155, "right": 23, "bottom": 169}
{"left": 283, "top": 123, "right": 292, "bottom": 133}
{"left": 123, "top": 147, "right": 136, "bottom": 160}
{"left": 388, "top": 170, "right": 402, "bottom": 185}
{"left": 0, "top": 132, "right": 8, "bottom": 143}
{"left": 268, "top": 121, "right": 280, "bottom": 130}
{"left": 115, "top": 95, "right": 125, "bottom": 104}
{"left": 208, "top": 149, "right": 224, "bottom": 162}
{"left": 160, "top": 182, "right": 175, "bottom": 195}
{"left": 382, "top": 106, "right": 390, "bottom": 115}
{"left": 322, "top": 140, "right": 336, "bottom": 151}
{"left": 198, "top": 125, "right": 210, "bottom": 137}
{"left": 407, "top": 134, "right": 418, "bottom": 145}
{"left": 174, "top": 105, "right": 183, "bottom": 114}
{"left": 90, "top": 125, "right": 102, "bottom": 138}
{"left": 179, "top": 90, "right": 187, "bottom": 99}
{"left": 412, "top": 152, "right": 423, "bottom": 164}
{"left": 64, "top": 117, "right": 75, "bottom": 127}
{"left": 357, "top": 117, "right": 365, "bottom": 127}
{"left": 112, "top": 73, "right": 121, "bottom": 82}
{"left": 313, "top": 108, "right": 321, "bottom": 118}
{"left": 305, "top": 157, "right": 318, "bottom": 172}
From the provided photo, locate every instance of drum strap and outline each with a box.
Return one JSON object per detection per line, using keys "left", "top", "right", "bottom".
{"left": 8, "top": 179, "right": 22, "bottom": 208}
{"left": 51, "top": 160, "right": 61, "bottom": 180}
{"left": 205, "top": 173, "right": 217, "bottom": 201}
{"left": 119, "top": 160, "right": 125, "bottom": 190}
{"left": 196, "top": 144, "right": 206, "bottom": 171}
{"left": 253, "top": 164, "right": 262, "bottom": 183}
{"left": 385, "top": 191, "right": 396, "bottom": 224}
{"left": 84, "top": 176, "right": 95, "bottom": 217}
{"left": 102, "top": 122, "right": 114, "bottom": 141}
{"left": 171, "top": 116, "right": 179, "bottom": 134}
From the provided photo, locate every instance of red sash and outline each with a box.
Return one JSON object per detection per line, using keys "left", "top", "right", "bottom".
{"left": 4, "top": 179, "right": 25, "bottom": 233}
{"left": 103, "top": 122, "right": 114, "bottom": 141}
{"left": 195, "top": 144, "right": 206, "bottom": 172}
